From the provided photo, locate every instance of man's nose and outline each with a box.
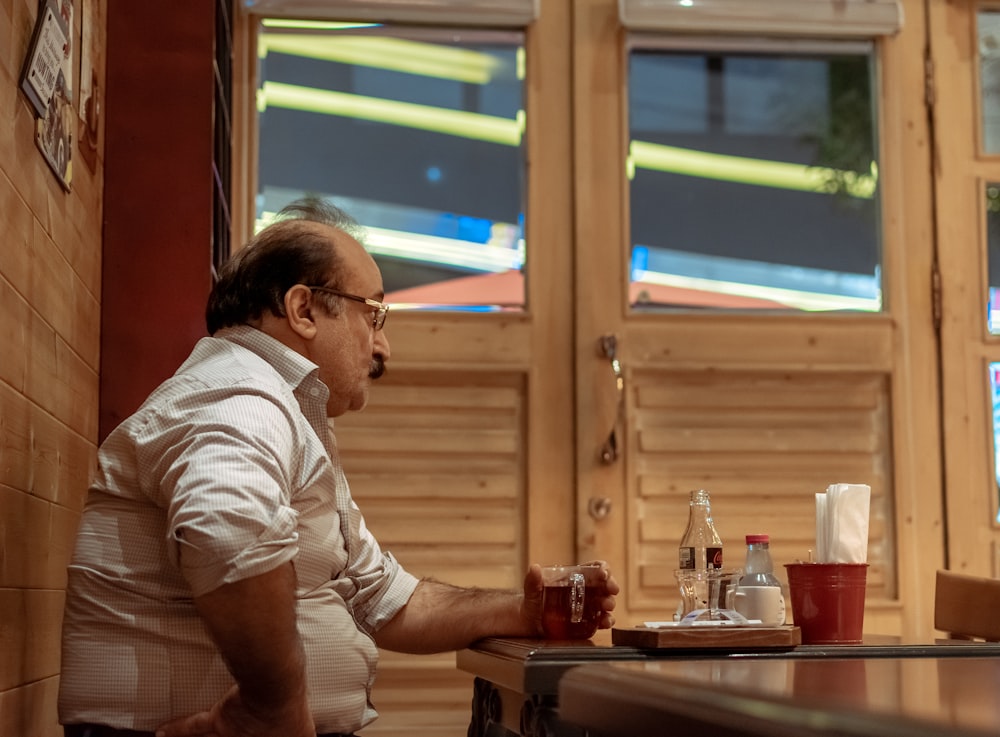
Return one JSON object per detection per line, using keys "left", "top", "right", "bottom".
{"left": 374, "top": 327, "right": 390, "bottom": 361}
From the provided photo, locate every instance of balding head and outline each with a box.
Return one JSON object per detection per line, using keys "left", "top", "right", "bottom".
{"left": 206, "top": 198, "right": 366, "bottom": 335}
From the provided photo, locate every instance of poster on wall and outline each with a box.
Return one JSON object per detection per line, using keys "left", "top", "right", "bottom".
{"left": 19, "top": 0, "right": 75, "bottom": 191}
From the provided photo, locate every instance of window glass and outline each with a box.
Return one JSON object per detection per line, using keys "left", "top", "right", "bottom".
{"left": 986, "top": 182, "right": 1000, "bottom": 335}
{"left": 987, "top": 183, "right": 1000, "bottom": 334}
{"left": 990, "top": 363, "right": 1000, "bottom": 521}
{"left": 979, "top": 10, "right": 1000, "bottom": 154}
{"left": 627, "top": 44, "right": 881, "bottom": 312}
{"left": 256, "top": 21, "right": 526, "bottom": 311}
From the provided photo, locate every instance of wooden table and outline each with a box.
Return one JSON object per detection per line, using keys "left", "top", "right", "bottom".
{"left": 458, "top": 635, "right": 1000, "bottom": 737}
{"left": 559, "top": 656, "right": 1000, "bottom": 737}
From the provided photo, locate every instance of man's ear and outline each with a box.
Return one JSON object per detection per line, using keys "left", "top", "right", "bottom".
{"left": 284, "top": 284, "right": 319, "bottom": 339}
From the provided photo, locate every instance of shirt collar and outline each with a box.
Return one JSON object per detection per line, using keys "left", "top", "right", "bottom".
{"left": 214, "top": 324, "right": 327, "bottom": 400}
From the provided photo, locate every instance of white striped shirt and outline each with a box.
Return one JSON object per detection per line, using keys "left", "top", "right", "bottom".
{"left": 59, "top": 325, "right": 418, "bottom": 733}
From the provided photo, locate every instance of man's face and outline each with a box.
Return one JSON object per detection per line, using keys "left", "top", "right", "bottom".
{"left": 310, "top": 228, "right": 391, "bottom": 417}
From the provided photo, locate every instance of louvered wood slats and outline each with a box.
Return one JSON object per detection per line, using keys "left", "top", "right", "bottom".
{"left": 626, "top": 369, "right": 894, "bottom": 613}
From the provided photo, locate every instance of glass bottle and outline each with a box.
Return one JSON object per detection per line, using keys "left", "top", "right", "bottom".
{"left": 678, "top": 489, "right": 723, "bottom": 570}
{"left": 739, "top": 534, "right": 782, "bottom": 586}
{"left": 738, "top": 534, "right": 786, "bottom": 625}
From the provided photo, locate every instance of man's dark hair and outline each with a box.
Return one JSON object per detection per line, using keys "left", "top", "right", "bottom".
{"left": 206, "top": 198, "right": 365, "bottom": 335}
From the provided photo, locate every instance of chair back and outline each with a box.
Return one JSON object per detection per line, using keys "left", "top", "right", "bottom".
{"left": 934, "top": 569, "right": 1000, "bottom": 642}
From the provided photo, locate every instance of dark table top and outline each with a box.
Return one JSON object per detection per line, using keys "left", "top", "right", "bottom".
{"left": 457, "top": 634, "right": 1000, "bottom": 695}
{"left": 558, "top": 656, "right": 1000, "bottom": 737}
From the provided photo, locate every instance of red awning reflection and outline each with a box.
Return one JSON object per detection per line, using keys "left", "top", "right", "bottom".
{"left": 385, "top": 269, "right": 787, "bottom": 309}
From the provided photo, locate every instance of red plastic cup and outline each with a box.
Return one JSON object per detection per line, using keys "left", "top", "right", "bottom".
{"left": 784, "top": 562, "right": 868, "bottom": 644}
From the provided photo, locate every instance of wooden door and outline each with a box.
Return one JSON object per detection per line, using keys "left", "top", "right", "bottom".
{"left": 245, "top": 4, "right": 580, "bottom": 736}
{"left": 928, "top": 1, "right": 1000, "bottom": 578}
{"left": 573, "top": 0, "right": 944, "bottom": 639}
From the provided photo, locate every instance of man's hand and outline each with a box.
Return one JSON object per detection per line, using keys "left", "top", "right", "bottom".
{"left": 155, "top": 684, "right": 314, "bottom": 737}
{"left": 160, "top": 562, "right": 313, "bottom": 737}
{"left": 520, "top": 563, "right": 545, "bottom": 635}
{"left": 520, "top": 561, "right": 619, "bottom": 633}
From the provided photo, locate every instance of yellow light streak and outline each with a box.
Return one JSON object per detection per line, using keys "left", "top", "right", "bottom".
{"left": 261, "top": 81, "right": 524, "bottom": 146}
{"left": 629, "top": 140, "right": 877, "bottom": 199}
{"left": 261, "top": 33, "right": 500, "bottom": 85}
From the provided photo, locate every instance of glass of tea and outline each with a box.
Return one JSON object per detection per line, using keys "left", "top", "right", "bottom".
{"left": 540, "top": 563, "right": 604, "bottom": 639}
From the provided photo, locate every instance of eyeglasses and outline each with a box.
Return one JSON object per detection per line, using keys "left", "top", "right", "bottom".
{"left": 308, "top": 286, "right": 389, "bottom": 331}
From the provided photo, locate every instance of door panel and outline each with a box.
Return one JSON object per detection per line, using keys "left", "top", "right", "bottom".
{"left": 240, "top": 4, "right": 575, "bottom": 736}
{"left": 573, "top": 0, "right": 943, "bottom": 639}
{"left": 349, "top": 4, "right": 576, "bottom": 735}
{"left": 929, "top": 2, "right": 1000, "bottom": 577}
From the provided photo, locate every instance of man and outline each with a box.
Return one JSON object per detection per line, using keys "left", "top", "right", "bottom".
{"left": 58, "top": 198, "right": 618, "bottom": 737}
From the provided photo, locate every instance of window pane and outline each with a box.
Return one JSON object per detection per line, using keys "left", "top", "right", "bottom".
{"left": 256, "top": 22, "right": 526, "bottom": 311}
{"left": 627, "top": 45, "right": 881, "bottom": 312}
{"left": 979, "top": 11, "right": 1000, "bottom": 154}
{"left": 987, "top": 183, "right": 1000, "bottom": 334}
{"left": 989, "top": 363, "right": 1000, "bottom": 521}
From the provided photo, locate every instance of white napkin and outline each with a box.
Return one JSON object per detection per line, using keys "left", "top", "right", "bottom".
{"left": 814, "top": 483, "right": 870, "bottom": 563}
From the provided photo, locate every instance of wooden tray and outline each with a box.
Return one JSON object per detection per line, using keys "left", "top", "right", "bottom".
{"left": 612, "top": 624, "right": 801, "bottom": 650}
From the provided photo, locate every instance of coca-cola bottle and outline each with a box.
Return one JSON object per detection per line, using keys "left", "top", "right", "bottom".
{"left": 678, "top": 489, "right": 723, "bottom": 570}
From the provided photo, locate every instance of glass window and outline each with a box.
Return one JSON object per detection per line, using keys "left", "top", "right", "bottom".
{"left": 979, "top": 10, "right": 1000, "bottom": 153}
{"left": 986, "top": 183, "right": 1000, "bottom": 334}
{"left": 989, "top": 363, "right": 1000, "bottom": 521}
{"left": 627, "top": 41, "right": 882, "bottom": 312}
{"left": 256, "top": 21, "right": 526, "bottom": 311}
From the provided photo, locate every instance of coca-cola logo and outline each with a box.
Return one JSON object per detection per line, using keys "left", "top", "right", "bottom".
{"left": 710, "top": 549, "right": 723, "bottom": 568}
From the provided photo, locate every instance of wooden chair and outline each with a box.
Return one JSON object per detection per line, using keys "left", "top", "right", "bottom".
{"left": 934, "top": 569, "right": 1000, "bottom": 641}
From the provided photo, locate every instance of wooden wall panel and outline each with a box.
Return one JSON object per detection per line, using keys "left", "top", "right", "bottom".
{"left": 0, "top": 675, "right": 61, "bottom": 737}
{"left": 627, "top": 317, "right": 895, "bottom": 371}
{"left": 336, "top": 369, "right": 526, "bottom": 737}
{"left": 0, "top": 589, "right": 64, "bottom": 690}
{"left": 0, "top": 1, "right": 106, "bottom": 735}
{"left": 337, "top": 371, "right": 525, "bottom": 587}
{"left": 361, "top": 656, "right": 474, "bottom": 737}
{"left": 625, "top": 369, "right": 894, "bottom": 613}
{"left": 0, "top": 274, "right": 31, "bottom": 390}
{"left": 28, "top": 218, "right": 100, "bottom": 367}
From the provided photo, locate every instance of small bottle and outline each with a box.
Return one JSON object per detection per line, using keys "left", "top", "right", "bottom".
{"left": 738, "top": 534, "right": 786, "bottom": 625}
{"left": 678, "top": 489, "right": 723, "bottom": 570}
{"left": 740, "top": 534, "right": 781, "bottom": 586}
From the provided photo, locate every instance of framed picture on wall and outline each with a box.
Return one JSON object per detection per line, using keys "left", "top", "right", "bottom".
{"left": 20, "top": 0, "right": 75, "bottom": 190}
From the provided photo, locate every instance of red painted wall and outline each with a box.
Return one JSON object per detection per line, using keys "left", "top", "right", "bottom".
{"left": 100, "top": 0, "right": 216, "bottom": 439}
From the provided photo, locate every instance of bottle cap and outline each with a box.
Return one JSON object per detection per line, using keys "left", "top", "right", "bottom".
{"left": 745, "top": 534, "right": 770, "bottom": 544}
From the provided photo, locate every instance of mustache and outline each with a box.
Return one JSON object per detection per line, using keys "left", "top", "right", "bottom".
{"left": 369, "top": 355, "right": 386, "bottom": 379}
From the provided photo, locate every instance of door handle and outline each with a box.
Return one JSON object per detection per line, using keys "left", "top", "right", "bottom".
{"left": 598, "top": 334, "right": 624, "bottom": 464}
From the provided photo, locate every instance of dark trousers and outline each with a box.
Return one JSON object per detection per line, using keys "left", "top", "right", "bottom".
{"left": 65, "top": 725, "right": 356, "bottom": 737}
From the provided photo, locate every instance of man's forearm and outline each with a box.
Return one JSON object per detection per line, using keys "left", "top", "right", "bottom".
{"left": 193, "top": 562, "right": 308, "bottom": 712}
{"left": 374, "top": 578, "right": 537, "bottom": 653}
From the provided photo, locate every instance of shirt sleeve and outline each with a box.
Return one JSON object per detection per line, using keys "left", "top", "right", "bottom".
{"left": 136, "top": 379, "right": 305, "bottom": 596}
{"left": 333, "top": 493, "right": 419, "bottom": 635}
